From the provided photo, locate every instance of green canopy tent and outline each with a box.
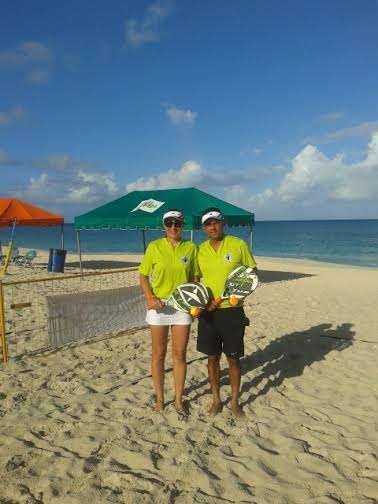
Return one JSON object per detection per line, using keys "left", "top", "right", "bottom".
{"left": 74, "top": 187, "right": 255, "bottom": 273}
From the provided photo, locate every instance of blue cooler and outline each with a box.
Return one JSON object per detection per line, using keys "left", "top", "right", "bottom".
{"left": 48, "top": 248, "right": 67, "bottom": 273}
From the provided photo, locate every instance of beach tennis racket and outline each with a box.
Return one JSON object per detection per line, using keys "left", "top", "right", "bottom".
{"left": 215, "top": 265, "right": 258, "bottom": 306}
{"left": 148, "top": 282, "right": 210, "bottom": 317}
{"left": 165, "top": 282, "right": 210, "bottom": 317}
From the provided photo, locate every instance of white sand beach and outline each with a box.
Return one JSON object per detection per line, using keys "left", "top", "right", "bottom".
{"left": 1, "top": 253, "right": 377, "bottom": 503}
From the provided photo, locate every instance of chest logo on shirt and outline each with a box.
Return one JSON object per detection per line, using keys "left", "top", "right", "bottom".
{"left": 181, "top": 256, "right": 189, "bottom": 264}
{"left": 224, "top": 253, "right": 233, "bottom": 262}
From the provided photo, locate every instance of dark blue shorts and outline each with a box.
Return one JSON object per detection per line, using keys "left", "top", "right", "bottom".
{"left": 197, "top": 307, "right": 247, "bottom": 358}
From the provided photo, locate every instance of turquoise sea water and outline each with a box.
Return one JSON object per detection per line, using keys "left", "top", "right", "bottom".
{"left": 1, "top": 220, "right": 377, "bottom": 268}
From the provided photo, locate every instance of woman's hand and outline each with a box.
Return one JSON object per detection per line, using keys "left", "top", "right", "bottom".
{"left": 206, "top": 300, "right": 219, "bottom": 312}
{"left": 146, "top": 296, "right": 165, "bottom": 310}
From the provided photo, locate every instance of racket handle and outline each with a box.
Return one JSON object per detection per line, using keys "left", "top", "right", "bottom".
{"left": 215, "top": 297, "right": 222, "bottom": 305}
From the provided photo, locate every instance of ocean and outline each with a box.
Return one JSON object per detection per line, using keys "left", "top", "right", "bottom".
{"left": 1, "top": 220, "right": 377, "bottom": 268}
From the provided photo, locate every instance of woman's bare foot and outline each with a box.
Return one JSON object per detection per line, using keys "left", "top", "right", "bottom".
{"left": 231, "top": 402, "right": 245, "bottom": 418}
{"left": 154, "top": 400, "right": 164, "bottom": 412}
{"left": 208, "top": 401, "right": 222, "bottom": 416}
{"left": 175, "top": 400, "right": 189, "bottom": 415}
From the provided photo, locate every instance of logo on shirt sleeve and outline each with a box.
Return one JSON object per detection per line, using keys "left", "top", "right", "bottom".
{"left": 224, "top": 253, "right": 233, "bottom": 262}
{"left": 181, "top": 256, "right": 189, "bottom": 264}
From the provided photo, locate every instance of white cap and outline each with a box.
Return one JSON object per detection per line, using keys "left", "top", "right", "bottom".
{"left": 201, "top": 210, "right": 224, "bottom": 224}
{"left": 163, "top": 210, "right": 184, "bottom": 221}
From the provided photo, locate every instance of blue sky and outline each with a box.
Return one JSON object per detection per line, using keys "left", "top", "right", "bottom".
{"left": 1, "top": 0, "right": 377, "bottom": 221}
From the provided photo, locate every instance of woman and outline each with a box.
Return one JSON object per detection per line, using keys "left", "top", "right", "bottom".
{"left": 139, "top": 209, "right": 199, "bottom": 414}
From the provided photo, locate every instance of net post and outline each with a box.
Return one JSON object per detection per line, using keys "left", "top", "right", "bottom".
{"left": 61, "top": 224, "right": 65, "bottom": 250}
{"left": 0, "top": 280, "right": 7, "bottom": 364}
{"left": 76, "top": 230, "right": 83, "bottom": 275}
{"left": 142, "top": 230, "right": 146, "bottom": 253}
{"left": 249, "top": 224, "right": 253, "bottom": 252}
{"left": 190, "top": 230, "right": 194, "bottom": 242}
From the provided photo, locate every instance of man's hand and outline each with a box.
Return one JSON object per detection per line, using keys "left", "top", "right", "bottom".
{"left": 206, "top": 300, "right": 219, "bottom": 312}
{"left": 146, "top": 296, "right": 165, "bottom": 310}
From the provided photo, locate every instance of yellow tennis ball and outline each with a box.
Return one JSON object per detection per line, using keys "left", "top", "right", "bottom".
{"left": 191, "top": 307, "right": 200, "bottom": 317}
{"left": 230, "top": 296, "right": 239, "bottom": 305}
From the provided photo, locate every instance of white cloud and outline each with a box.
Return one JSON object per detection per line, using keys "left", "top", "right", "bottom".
{"left": 11, "top": 155, "right": 119, "bottom": 214}
{"left": 318, "top": 111, "right": 344, "bottom": 122}
{"left": 125, "top": 159, "right": 283, "bottom": 198}
{"left": 0, "top": 149, "right": 9, "bottom": 164}
{"left": 326, "top": 121, "right": 378, "bottom": 141}
{"left": 0, "top": 41, "right": 54, "bottom": 65}
{"left": 304, "top": 120, "right": 378, "bottom": 145}
{"left": 126, "top": 160, "right": 202, "bottom": 192}
{"left": 125, "top": 1, "right": 171, "bottom": 48}
{"left": 164, "top": 104, "right": 197, "bottom": 126}
{"left": 0, "top": 105, "right": 27, "bottom": 126}
{"left": 26, "top": 69, "right": 50, "bottom": 84}
{"left": 237, "top": 133, "right": 378, "bottom": 217}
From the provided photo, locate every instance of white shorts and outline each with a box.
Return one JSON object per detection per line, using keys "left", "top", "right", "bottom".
{"left": 145, "top": 300, "right": 192, "bottom": 326}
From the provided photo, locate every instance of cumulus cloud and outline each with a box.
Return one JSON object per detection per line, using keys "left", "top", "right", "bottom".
{"left": 0, "top": 149, "right": 9, "bottom": 164}
{"left": 326, "top": 121, "right": 378, "bottom": 141}
{"left": 126, "top": 160, "right": 202, "bottom": 192}
{"left": 318, "top": 111, "right": 344, "bottom": 122}
{"left": 304, "top": 120, "right": 378, "bottom": 145}
{"left": 238, "top": 133, "right": 378, "bottom": 217}
{"left": 11, "top": 155, "right": 119, "bottom": 214}
{"left": 125, "top": 1, "right": 171, "bottom": 48}
{"left": 0, "top": 41, "right": 54, "bottom": 65}
{"left": 26, "top": 69, "right": 50, "bottom": 84}
{"left": 125, "top": 159, "right": 282, "bottom": 195}
{"left": 0, "top": 105, "right": 27, "bottom": 126}
{"left": 163, "top": 104, "right": 197, "bottom": 126}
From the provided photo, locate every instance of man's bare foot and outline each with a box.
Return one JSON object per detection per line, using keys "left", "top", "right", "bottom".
{"left": 154, "top": 400, "right": 164, "bottom": 412}
{"left": 208, "top": 401, "right": 222, "bottom": 415}
{"left": 175, "top": 401, "right": 189, "bottom": 415}
{"left": 231, "top": 403, "right": 245, "bottom": 418}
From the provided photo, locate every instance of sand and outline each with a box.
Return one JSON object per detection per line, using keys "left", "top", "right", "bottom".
{"left": 0, "top": 251, "right": 377, "bottom": 503}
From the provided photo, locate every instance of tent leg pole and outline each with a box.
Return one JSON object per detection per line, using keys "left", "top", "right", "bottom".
{"left": 61, "top": 224, "right": 64, "bottom": 250}
{"left": 249, "top": 225, "right": 253, "bottom": 252}
{"left": 0, "top": 280, "right": 7, "bottom": 364}
{"left": 190, "top": 230, "right": 194, "bottom": 242}
{"left": 76, "top": 230, "right": 83, "bottom": 275}
{"left": 142, "top": 230, "right": 146, "bottom": 253}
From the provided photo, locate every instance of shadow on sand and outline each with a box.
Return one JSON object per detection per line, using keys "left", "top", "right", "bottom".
{"left": 185, "top": 323, "right": 354, "bottom": 404}
{"left": 258, "top": 269, "right": 314, "bottom": 284}
{"left": 64, "top": 260, "right": 141, "bottom": 270}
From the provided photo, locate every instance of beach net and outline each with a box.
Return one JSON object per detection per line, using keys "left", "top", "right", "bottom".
{"left": 1, "top": 267, "right": 147, "bottom": 360}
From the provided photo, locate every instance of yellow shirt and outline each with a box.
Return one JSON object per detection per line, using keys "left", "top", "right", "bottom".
{"left": 139, "top": 238, "right": 200, "bottom": 298}
{"left": 198, "top": 235, "right": 257, "bottom": 308}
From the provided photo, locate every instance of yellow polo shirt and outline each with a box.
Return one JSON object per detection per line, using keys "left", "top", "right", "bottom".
{"left": 139, "top": 238, "right": 200, "bottom": 298}
{"left": 198, "top": 235, "right": 257, "bottom": 308}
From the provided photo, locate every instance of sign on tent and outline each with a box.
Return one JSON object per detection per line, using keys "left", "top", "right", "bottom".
{"left": 131, "top": 199, "right": 165, "bottom": 213}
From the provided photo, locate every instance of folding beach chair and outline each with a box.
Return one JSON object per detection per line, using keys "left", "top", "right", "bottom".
{"left": 15, "top": 249, "right": 38, "bottom": 267}
{"left": 1, "top": 247, "right": 20, "bottom": 265}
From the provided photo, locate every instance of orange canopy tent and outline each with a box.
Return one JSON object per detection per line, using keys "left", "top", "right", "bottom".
{"left": 0, "top": 198, "right": 64, "bottom": 228}
{"left": 0, "top": 199, "right": 65, "bottom": 266}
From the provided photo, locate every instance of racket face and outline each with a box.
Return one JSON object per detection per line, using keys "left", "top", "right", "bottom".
{"left": 169, "top": 290, "right": 192, "bottom": 312}
{"left": 178, "top": 282, "right": 209, "bottom": 308}
{"left": 168, "top": 282, "right": 209, "bottom": 312}
{"left": 223, "top": 266, "right": 258, "bottom": 299}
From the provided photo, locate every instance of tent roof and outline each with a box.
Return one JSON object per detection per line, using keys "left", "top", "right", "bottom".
{"left": 0, "top": 198, "right": 64, "bottom": 228}
{"left": 74, "top": 187, "right": 254, "bottom": 231}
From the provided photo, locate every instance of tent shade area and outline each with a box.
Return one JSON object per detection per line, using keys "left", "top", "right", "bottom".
{"left": 74, "top": 188, "right": 255, "bottom": 274}
{"left": 0, "top": 199, "right": 65, "bottom": 275}
{"left": 74, "top": 187, "right": 254, "bottom": 231}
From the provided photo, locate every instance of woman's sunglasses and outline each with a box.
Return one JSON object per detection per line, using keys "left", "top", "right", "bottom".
{"left": 164, "top": 219, "right": 184, "bottom": 228}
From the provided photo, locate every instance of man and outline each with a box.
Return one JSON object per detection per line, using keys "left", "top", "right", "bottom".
{"left": 197, "top": 207, "right": 258, "bottom": 417}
